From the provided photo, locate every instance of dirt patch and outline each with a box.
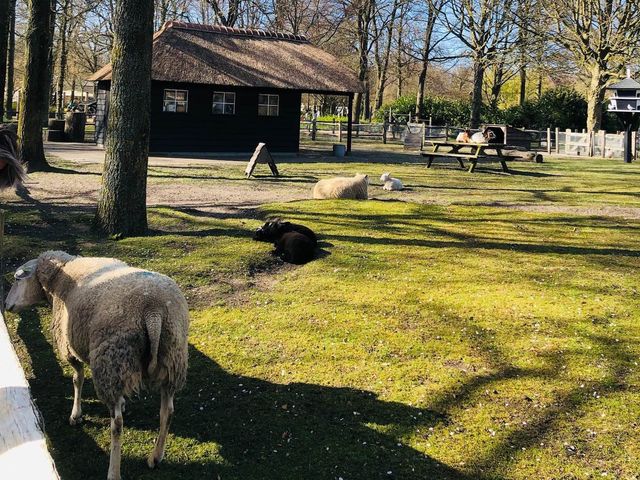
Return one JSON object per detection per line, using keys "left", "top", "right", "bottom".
{"left": 185, "top": 259, "right": 297, "bottom": 309}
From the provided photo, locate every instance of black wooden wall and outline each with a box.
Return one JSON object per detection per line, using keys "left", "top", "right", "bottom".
{"left": 150, "top": 82, "right": 301, "bottom": 153}
{"left": 94, "top": 81, "right": 302, "bottom": 153}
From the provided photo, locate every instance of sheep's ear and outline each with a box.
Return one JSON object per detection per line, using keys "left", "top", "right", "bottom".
{"left": 14, "top": 259, "right": 38, "bottom": 280}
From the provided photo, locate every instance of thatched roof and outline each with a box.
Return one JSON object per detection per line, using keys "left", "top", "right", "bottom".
{"left": 89, "top": 22, "right": 362, "bottom": 94}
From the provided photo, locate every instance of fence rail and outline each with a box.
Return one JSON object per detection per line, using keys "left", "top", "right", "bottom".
{"left": 300, "top": 120, "right": 639, "bottom": 160}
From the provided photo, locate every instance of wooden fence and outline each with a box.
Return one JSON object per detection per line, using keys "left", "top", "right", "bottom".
{"left": 300, "top": 120, "right": 638, "bottom": 160}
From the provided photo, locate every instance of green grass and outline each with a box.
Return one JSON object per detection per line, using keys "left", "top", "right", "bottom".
{"left": 3, "top": 154, "right": 640, "bottom": 479}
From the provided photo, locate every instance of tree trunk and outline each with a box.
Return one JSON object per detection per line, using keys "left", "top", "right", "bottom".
{"left": 519, "top": 66, "right": 526, "bottom": 106}
{"left": 95, "top": 0, "right": 154, "bottom": 237}
{"left": 586, "top": 64, "right": 607, "bottom": 132}
{"left": 42, "top": 0, "right": 56, "bottom": 124}
{"left": 373, "top": 0, "right": 399, "bottom": 112}
{"left": 489, "top": 62, "right": 504, "bottom": 110}
{"left": 18, "top": 0, "right": 54, "bottom": 171}
{"left": 0, "top": 0, "right": 10, "bottom": 120}
{"left": 56, "top": 2, "right": 70, "bottom": 117}
{"left": 415, "top": 1, "right": 438, "bottom": 118}
{"left": 396, "top": 18, "right": 403, "bottom": 99}
{"left": 470, "top": 58, "right": 484, "bottom": 128}
{"left": 5, "top": 0, "right": 15, "bottom": 117}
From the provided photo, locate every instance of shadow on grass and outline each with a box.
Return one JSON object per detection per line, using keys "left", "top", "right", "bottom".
{"left": 15, "top": 310, "right": 107, "bottom": 479}
{"left": 14, "top": 310, "right": 471, "bottom": 480}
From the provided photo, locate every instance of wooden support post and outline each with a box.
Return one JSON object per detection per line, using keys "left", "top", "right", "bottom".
{"left": 311, "top": 118, "right": 317, "bottom": 141}
{"left": 421, "top": 123, "right": 426, "bottom": 151}
{"left": 555, "top": 127, "right": 560, "bottom": 154}
{"left": 633, "top": 131, "right": 637, "bottom": 161}
{"left": 600, "top": 130, "right": 606, "bottom": 158}
{"left": 589, "top": 131, "right": 594, "bottom": 157}
{"left": 547, "top": 128, "right": 551, "bottom": 154}
{"left": 346, "top": 93, "right": 353, "bottom": 155}
{"left": 382, "top": 121, "right": 388, "bottom": 144}
{"left": 338, "top": 121, "right": 342, "bottom": 142}
{"left": 565, "top": 129, "right": 571, "bottom": 155}
{"left": 445, "top": 124, "right": 449, "bottom": 141}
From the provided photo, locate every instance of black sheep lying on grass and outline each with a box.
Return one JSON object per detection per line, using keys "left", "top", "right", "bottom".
{"left": 275, "top": 231, "right": 316, "bottom": 265}
{"left": 253, "top": 219, "right": 317, "bottom": 264}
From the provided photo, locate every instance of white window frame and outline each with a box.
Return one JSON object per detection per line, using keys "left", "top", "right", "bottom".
{"left": 163, "top": 89, "right": 189, "bottom": 113}
{"left": 212, "top": 91, "right": 236, "bottom": 115}
{"left": 258, "top": 94, "right": 279, "bottom": 117}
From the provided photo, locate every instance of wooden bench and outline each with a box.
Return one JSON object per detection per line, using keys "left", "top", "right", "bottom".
{"left": 422, "top": 140, "right": 518, "bottom": 173}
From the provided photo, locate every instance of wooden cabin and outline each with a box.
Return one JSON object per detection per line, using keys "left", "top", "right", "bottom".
{"left": 89, "top": 22, "right": 362, "bottom": 154}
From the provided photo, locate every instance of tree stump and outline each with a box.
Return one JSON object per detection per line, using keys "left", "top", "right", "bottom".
{"left": 64, "top": 112, "right": 86, "bottom": 142}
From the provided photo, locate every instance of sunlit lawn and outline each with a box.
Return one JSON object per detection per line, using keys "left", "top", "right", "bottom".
{"left": 3, "top": 152, "right": 640, "bottom": 479}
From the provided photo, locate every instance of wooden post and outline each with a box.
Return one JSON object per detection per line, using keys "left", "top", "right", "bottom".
{"left": 382, "top": 120, "right": 388, "bottom": 144}
{"left": 565, "top": 129, "right": 571, "bottom": 154}
{"left": 555, "top": 127, "right": 560, "bottom": 154}
{"left": 633, "top": 131, "right": 637, "bottom": 161}
{"left": 338, "top": 121, "right": 342, "bottom": 142}
{"left": 0, "top": 210, "right": 3, "bottom": 312}
{"left": 546, "top": 128, "right": 551, "bottom": 154}
{"left": 346, "top": 93, "right": 353, "bottom": 155}
{"left": 421, "top": 123, "right": 426, "bottom": 151}
{"left": 600, "top": 130, "right": 606, "bottom": 157}
{"left": 589, "top": 131, "right": 594, "bottom": 157}
{"left": 311, "top": 118, "right": 317, "bottom": 141}
{"left": 445, "top": 124, "right": 449, "bottom": 141}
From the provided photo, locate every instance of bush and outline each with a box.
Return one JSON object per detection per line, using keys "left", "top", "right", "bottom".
{"left": 374, "top": 87, "right": 590, "bottom": 130}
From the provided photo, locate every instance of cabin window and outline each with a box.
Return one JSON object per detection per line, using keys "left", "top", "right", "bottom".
{"left": 258, "top": 94, "right": 279, "bottom": 116}
{"left": 212, "top": 91, "right": 236, "bottom": 115}
{"left": 163, "top": 89, "right": 188, "bottom": 113}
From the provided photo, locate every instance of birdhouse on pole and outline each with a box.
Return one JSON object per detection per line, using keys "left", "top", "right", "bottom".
{"left": 606, "top": 67, "right": 640, "bottom": 163}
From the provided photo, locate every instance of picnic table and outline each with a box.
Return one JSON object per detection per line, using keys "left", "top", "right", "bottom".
{"left": 422, "top": 140, "right": 518, "bottom": 173}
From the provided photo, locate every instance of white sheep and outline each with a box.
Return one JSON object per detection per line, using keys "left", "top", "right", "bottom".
{"left": 312, "top": 173, "right": 369, "bottom": 199}
{"left": 5, "top": 251, "right": 189, "bottom": 480}
{"left": 380, "top": 172, "right": 404, "bottom": 191}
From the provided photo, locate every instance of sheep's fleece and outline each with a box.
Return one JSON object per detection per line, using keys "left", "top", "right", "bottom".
{"left": 312, "top": 173, "right": 369, "bottom": 199}
{"left": 5, "top": 251, "right": 189, "bottom": 479}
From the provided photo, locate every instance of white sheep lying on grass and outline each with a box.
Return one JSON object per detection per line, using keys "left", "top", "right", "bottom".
{"left": 6, "top": 251, "right": 189, "bottom": 480}
{"left": 312, "top": 173, "right": 369, "bottom": 199}
{"left": 380, "top": 172, "right": 404, "bottom": 191}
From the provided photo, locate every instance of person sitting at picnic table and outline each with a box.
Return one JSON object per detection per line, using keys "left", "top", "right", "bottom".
{"left": 456, "top": 129, "right": 472, "bottom": 143}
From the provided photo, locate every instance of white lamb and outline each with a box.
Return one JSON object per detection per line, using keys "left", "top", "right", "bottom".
{"left": 5, "top": 251, "right": 189, "bottom": 480}
{"left": 380, "top": 172, "right": 404, "bottom": 191}
{"left": 312, "top": 173, "right": 369, "bottom": 199}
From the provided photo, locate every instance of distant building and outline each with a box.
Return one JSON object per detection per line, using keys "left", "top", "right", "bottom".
{"left": 89, "top": 21, "right": 362, "bottom": 153}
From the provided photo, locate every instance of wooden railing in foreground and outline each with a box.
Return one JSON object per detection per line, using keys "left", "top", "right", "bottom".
{"left": 0, "top": 311, "right": 60, "bottom": 478}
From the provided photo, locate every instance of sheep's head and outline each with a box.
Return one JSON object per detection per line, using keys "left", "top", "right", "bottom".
{"left": 253, "top": 218, "right": 288, "bottom": 242}
{"left": 355, "top": 173, "right": 369, "bottom": 184}
{"left": 380, "top": 172, "right": 391, "bottom": 182}
{"left": 5, "top": 259, "right": 47, "bottom": 313}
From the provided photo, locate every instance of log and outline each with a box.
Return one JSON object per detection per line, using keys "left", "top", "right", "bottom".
{"left": 64, "top": 112, "right": 86, "bottom": 142}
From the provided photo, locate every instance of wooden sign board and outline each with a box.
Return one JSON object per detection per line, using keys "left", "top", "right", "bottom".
{"left": 245, "top": 143, "right": 279, "bottom": 178}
